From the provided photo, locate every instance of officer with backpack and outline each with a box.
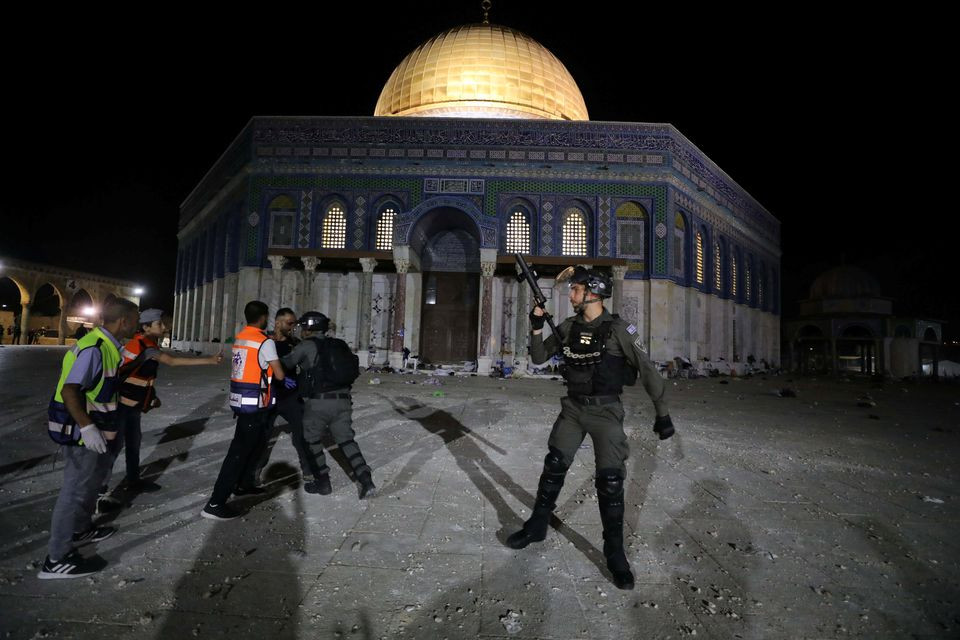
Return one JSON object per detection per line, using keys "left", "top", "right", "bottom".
{"left": 506, "top": 266, "right": 676, "bottom": 591}
{"left": 282, "top": 311, "right": 375, "bottom": 499}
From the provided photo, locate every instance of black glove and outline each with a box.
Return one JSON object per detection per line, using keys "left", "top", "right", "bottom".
{"left": 653, "top": 415, "right": 675, "bottom": 440}
{"left": 529, "top": 307, "right": 546, "bottom": 331}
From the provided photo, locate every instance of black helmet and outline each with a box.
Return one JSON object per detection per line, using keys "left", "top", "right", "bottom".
{"left": 558, "top": 266, "right": 612, "bottom": 298}
{"left": 298, "top": 311, "right": 329, "bottom": 333}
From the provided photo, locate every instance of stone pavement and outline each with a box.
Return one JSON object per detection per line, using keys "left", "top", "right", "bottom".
{"left": 0, "top": 345, "right": 958, "bottom": 639}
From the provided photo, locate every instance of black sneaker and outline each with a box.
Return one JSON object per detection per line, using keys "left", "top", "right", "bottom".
{"left": 37, "top": 550, "right": 107, "bottom": 579}
{"left": 96, "top": 494, "right": 123, "bottom": 514}
{"left": 233, "top": 485, "right": 267, "bottom": 497}
{"left": 201, "top": 503, "right": 244, "bottom": 520}
{"left": 305, "top": 475, "right": 332, "bottom": 495}
{"left": 72, "top": 526, "right": 116, "bottom": 546}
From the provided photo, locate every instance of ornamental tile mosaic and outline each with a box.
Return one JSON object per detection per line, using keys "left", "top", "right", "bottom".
{"left": 298, "top": 190, "right": 313, "bottom": 248}
{"left": 353, "top": 195, "right": 366, "bottom": 249}
{"left": 598, "top": 196, "right": 611, "bottom": 257}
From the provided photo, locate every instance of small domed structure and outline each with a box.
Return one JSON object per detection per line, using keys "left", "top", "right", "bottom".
{"left": 808, "top": 265, "right": 882, "bottom": 300}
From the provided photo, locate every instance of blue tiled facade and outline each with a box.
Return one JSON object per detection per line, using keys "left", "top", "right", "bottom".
{"left": 177, "top": 117, "right": 781, "bottom": 315}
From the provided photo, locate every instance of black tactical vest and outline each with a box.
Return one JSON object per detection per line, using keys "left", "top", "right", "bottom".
{"left": 561, "top": 319, "right": 628, "bottom": 397}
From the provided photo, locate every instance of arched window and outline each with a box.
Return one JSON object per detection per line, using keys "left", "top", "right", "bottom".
{"left": 322, "top": 202, "right": 347, "bottom": 249}
{"left": 731, "top": 254, "right": 738, "bottom": 298}
{"left": 615, "top": 202, "right": 647, "bottom": 269}
{"left": 506, "top": 208, "right": 531, "bottom": 254}
{"left": 714, "top": 241, "right": 722, "bottom": 292}
{"left": 695, "top": 231, "right": 704, "bottom": 285}
{"left": 673, "top": 213, "right": 686, "bottom": 278}
{"left": 268, "top": 195, "right": 297, "bottom": 248}
{"left": 375, "top": 204, "right": 396, "bottom": 250}
{"left": 561, "top": 207, "right": 587, "bottom": 256}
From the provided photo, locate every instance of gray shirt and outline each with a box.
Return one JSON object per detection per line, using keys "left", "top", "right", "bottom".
{"left": 282, "top": 337, "right": 321, "bottom": 373}
{"left": 65, "top": 327, "right": 123, "bottom": 390}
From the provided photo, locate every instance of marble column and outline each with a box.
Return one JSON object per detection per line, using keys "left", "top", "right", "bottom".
{"left": 193, "top": 285, "right": 204, "bottom": 342}
{"left": 267, "top": 255, "right": 286, "bottom": 316}
{"left": 199, "top": 281, "right": 213, "bottom": 343}
{"left": 19, "top": 306, "right": 31, "bottom": 345}
{"left": 389, "top": 259, "right": 409, "bottom": 367}
{"left": 221, "top": 272, "right": 239, "bottom": 341}
{"left": 477, "top": 261, "right": 497, "bottom": 374}
{"left": 357, "top": 258, "right": 377, "bottom": 366}
{"left": 211, "top": 281, "right": 224, "bottom": 342}
{"left": 301, "top": 257, "right": 320, "bottom": 314}
{"left": 611, "top": 265, "right": 628, "bottom": 315}
{"left": 172, "top": 292, "right": 181, "bottom": 341}
{"left": 57, "top": 305, "right": 67, "bottom": 345}
{"left": 513, "top": 263, "right": 530, "bottom": 374}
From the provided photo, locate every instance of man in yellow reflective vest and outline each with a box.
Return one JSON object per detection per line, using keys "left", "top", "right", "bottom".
{"left": 38, "top": 298, "right": 140, "bottom": 580}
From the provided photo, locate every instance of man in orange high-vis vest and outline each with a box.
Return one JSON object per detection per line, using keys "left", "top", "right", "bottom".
{"left": 201, "top": 300, "right": 291, "bottom": 520}
{"left": 108, "top": 308, "right": 222, "bottom": 494}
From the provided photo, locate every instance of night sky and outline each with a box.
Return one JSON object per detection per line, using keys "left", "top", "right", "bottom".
{"left": 2, "top": 4, "right": 952, "bottom": 339}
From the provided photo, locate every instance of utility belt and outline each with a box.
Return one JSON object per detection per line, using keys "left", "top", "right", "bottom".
{"left": 567, "top": 394, "right": 620, "bottom": 406}
{"left": 315, "top": 392, "right": 351, "bottom": 400}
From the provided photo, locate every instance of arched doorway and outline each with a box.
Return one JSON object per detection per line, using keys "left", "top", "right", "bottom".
{"left": 837, "top": 324, "right": 876, "bottom": 375}
{"left": 796, "top": 325, "right": 827, "bottom": 374}
{"left": 921, "top": 327, "right": 940, "bottom": 377}
{"left": 66, "top": 289, "right": 97, "bottom": 338}
{"left": 0, "top": 276, "right": 28, "bottom": 344}
{"left": 28, "top": 283, "right": 63, "bottom": 344}
{"left": 413, "top": 206, "right": 481, "bottom": 363}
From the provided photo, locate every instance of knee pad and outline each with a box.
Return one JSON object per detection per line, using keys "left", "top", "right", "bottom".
{"left": 595, "top": 470, "right": 624, "bottom": 499}
{"left": 543, "top": 447, "right": 570, "bottom": 474}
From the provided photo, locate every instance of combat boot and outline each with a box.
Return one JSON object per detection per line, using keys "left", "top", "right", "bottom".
{"left": 597, "top": 471, "right": 635, "bottom": 590}
{"left": 507, "top": 448, "right": 568, "bottom": 549}
{"left": 357, "top": 471, "right": 376, "bottom": 499}
{"left": 653, "top": 414, "right": 675, "bottom": 440}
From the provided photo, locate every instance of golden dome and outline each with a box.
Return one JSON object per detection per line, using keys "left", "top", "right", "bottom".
{"left": 374, "top": 23, "right": 589, "bottom": 121}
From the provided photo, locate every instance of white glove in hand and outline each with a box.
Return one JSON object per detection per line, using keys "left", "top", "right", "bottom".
{"left": 79, "top": 424, "right": 107, "bottom": 454}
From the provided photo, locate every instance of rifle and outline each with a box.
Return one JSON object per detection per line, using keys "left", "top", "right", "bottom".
{"left": 515, "top": 254, "right": 564, "bottom": 342}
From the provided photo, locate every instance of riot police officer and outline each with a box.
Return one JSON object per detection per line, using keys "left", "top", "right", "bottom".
{"left": 282, "top": 312, "right": 375, "bottom": 499}
{"left": 507, "top": 266, "right": 675, "bottom": 590}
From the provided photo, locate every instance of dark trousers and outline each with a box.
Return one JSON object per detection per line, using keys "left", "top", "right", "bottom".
{"left": 209, "top": 411, "right": 271, "bottom": 505}
{"left": 117, "top": 404, "right": 143, "bottom": 481}
{"left": 548, "top": 397, "right": 629, "bottom": 476}
{"left": 303, "top": 394, "right": 370, "bottom": 479}
{"left": 257, "top": 395, "right": 314, "bottom": 481}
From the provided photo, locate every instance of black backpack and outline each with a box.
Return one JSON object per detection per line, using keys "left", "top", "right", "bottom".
{"left": 302, "top": 337, "right": 360, "bottom": 396}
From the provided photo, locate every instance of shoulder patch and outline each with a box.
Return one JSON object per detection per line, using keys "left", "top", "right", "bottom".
{"left": 626, "top": 324, "right": 637, "bottom": 335}
{"left": 633, "top": 336, "right": 648, "bottom": 354}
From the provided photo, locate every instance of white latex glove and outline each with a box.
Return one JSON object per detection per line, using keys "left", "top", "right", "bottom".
{"left": 79, "top": 424, "right": 107, "bottom": 454}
